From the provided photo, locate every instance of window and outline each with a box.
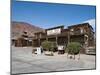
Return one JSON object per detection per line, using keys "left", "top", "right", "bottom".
{"left": 80, "top": 28, "right": 83, "bottom": 33}
{"left": 70, "top": 29, "right": 74, "bottom": 31}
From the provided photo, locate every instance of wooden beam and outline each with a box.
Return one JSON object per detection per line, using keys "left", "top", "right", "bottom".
{"left": 56, "top": 36, "right": 58, "bottom": 46}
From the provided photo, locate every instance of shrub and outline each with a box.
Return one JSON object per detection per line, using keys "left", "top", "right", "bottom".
{"left": 51, "top": 42, "right": 57, "bottom": 52}
{"left": 41, "top": 40, "right": 52, "bottom": 51}
{"left": 67, "top": 42, "right": 81, "bottom": 55}
{"left": 41, "top": 41, "right": 57, "bottom": 56}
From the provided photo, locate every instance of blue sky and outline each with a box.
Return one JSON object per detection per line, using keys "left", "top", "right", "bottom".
{"left": 12, "top": 0, "right": 96, "bottom": 30}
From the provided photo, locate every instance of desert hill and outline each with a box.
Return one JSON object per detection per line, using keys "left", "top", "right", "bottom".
{"left": 11, "top": 21, "right": 44, "bottom": 38}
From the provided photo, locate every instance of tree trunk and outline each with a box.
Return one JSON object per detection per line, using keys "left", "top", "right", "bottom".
{"left": 78, "top": 52, "right": 80, "bottom": 60}
{"left": 51, "top": 51, "right": 54, "bottom": 56}
{"left": 74, "top": 54, "right": 75, "bottom": 60}
{"left": 67, "top": 53, "right": 69, "bottom": 58}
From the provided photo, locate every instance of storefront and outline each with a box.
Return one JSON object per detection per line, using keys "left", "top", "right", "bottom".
{"left": 33, "top": 23, "right": 95, "bottom": 54}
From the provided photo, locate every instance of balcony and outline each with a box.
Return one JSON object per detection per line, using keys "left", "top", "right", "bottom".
{"left": 70, "top": 30, "right": 84, "bottom": 35}
{"left": 34, "top": 34, "right": 47, "bottom": 39}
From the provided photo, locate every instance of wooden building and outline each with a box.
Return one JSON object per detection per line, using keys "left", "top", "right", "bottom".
{"left": 33, "top": 23, "right": 95, "bottom": 49}
{"left": 12, "top": 31, "right": 33, "bottom": 47}
{"left": 12, "top": 23, "right": 95, "bottom": 50}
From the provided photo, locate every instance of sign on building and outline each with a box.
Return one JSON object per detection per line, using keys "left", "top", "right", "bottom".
{"left": 47, "top": 28, "right": 61, "bottom": 35}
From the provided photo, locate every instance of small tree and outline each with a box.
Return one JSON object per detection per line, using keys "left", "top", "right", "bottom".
{"left": 41, "top": 40, "right": 51, "bottom": 51}
{"left": 41, "top": 41, "right": 56, "bottom": 55}
{"left": 67, "top": 42, "right": 81, "bottom": 59}
{"left": 51, "top": 42, "right": 57, "bottom": 52}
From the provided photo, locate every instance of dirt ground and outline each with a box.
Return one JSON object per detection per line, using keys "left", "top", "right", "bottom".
{"left": 11, "top": 46, "right": 96, "bottom": 74}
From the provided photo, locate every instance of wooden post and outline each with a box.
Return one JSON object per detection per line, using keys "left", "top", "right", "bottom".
{"left": 38, "top": 39, "right": 40, "bottom": 47}
{"left": 46, "top": 37, "right": 48, "bottom": 41}
{"left": 84, "top": 35, "right": 86, "bottom": 48}
{"left": 27, "top": 40, "right": 28, "bottom": 47}
{"left": 56, "top": 36, "right": 58, "bottom": 46}
{"left": 68, "top": 32, "right": 70, "bottom": 44}
{"left": 67, "top": 32, "right": 70, "bottom": 55}
{"left": 32, "top": 39, "right": 34, "bottom": 47}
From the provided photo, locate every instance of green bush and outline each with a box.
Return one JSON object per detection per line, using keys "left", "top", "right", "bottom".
{"left": 41, "top": 41, "right": 56, "bottom": 52}
{"left": 51, "top": 42, "right": 57, "bottom": 52}
{"left": 67, "top": 42, "right": 81, "bottom": 55}
{"left": 41, "top": 40, "right": 52, "bottom": 51}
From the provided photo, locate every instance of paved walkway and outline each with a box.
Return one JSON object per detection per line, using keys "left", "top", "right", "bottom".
{"left": 11, "top": 47, "right": 96, "bottom": 74}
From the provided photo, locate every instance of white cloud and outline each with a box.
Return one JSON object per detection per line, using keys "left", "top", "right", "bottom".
{"left": 83, "top": 19, "right": 96, "bottom": 31}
